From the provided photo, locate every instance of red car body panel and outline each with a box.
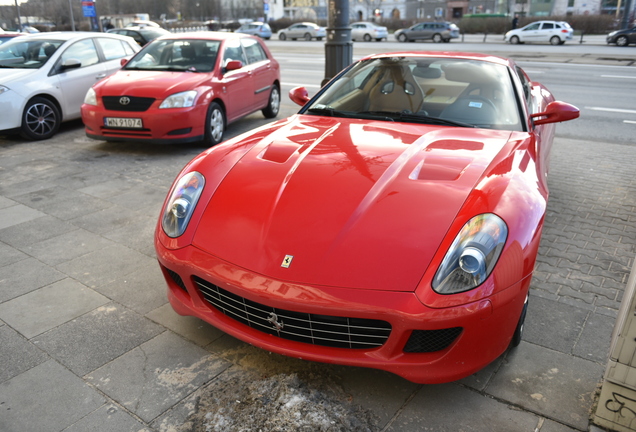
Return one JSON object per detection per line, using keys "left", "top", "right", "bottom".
{"left": 81, "top": 32, "right": 280, "bottom": 144}
{"left": 154, "top": 52, "right": 578, "bottom": 383}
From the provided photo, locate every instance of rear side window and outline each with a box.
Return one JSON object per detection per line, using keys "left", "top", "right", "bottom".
{"left": 542, "top": 23, "right": 554, "bottom": 29}
{"left": 242, "top": 38, "right": 267, "bottom": 64}
{"left": 96, "top": 37, "right": 128, "bottom": 61}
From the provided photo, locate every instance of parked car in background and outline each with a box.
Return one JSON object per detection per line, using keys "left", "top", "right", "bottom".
{"left": 107, "top": 26, "right": 170, "bottom": 46}
{"left": 125, "top": 20, "right": 161, "bottom": 28}
{"left": 606, "top": 25, "right": 636, "bottom": 46}
{"left": 351, "top": 21, "right": 388, "bottom": 41}
{"left": 82, "top": 32, "right": 281, "bottom": 145}
{"left": 0, "top": 31, "right": 139, "bottom": 140}
{"left": 505, "top": 20, "right": 573, "bottom": 45}
{"left": 395, "top": 21, "right": 460, "bottom": 43}
{"left": 154, "top": 51, "right": 579, "bottom": 384}
{"left": 235, "top": 22, "right": 272, "bottom": 39}
{"left": 0, "top": 31, "right": 23, "bottom": 45}
{"left": 278, "top": 22, "right": 326, "bottom": 41}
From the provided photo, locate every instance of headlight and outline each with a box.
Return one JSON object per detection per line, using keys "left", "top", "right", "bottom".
{"left": 432, "top": 214, "right": 508, "bottom": 295}
{"left": 84, "top": 87, "right": 97, "bottom": 106}
{"left": 159, "top": 90, "right": 197, "bottom": 109}
{"left": 161, "top": 172, "right": 205, "bottom": 238}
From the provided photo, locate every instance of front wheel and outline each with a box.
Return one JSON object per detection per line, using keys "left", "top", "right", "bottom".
{"left": 616, "top": 35, "right": 628, "bottom": 46}
{"left": 363, "top": 34, "right": 372, "bottom": 42}
{"left": 304, "top": 33, "right": 312, "bottom": 41}
{"left": 397, "top": 33, "right": 407, "bottom": 42}
{"left": 204, "top": 102, "right": 225, "bottom": 146}
{"left": 20, "top": 97, "right": 61, "bottom": 140}
{"left": 432, "top": 33, "right": 443, "bottom": 43}
{"left": 262, "top": 85, "right": 280, "bottom": 119}
{"left": 510, "top": 35, "right": 520, "bottom": 44}
{"left": 279, "top": 33, "right": 287, "bottom": 41}
{"left": 550, "top": 35, "right": 561, "bottom": 45}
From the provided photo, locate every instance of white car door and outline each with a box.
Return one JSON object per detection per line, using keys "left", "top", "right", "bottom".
{"left": 521, "top": 22, "right": 542, "bottom": 42}
{"left": 54, "top": 38, "right": 108, "bottom": 119}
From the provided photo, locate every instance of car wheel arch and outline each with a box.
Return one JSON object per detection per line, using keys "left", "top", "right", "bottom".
{"left": 20, "top": 95, "right": 63, "bottom": 140}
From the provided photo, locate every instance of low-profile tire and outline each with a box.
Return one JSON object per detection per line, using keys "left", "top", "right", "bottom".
{"left": 363, "top": 33, "right": 372, "bottom": 42}
{"left": 550, "top": 35, "right": 561, "bottom": 45}
{"left": 204, "top": 102, "right": 225, "bottom": 146}
{"left": 279, "top": 33, "right": 286, "bottom": 41}
{"left": 510, "top": 35, "right": 520, "bottom": 44}
{"left": 20, "top": 96, "right": 61, "bottom": 140}
{"left": 262, "top": 84, "right": 280, "bottom": 119}
{"left": 509, "top": 297, "right": 528, "bottom": 349}
{"left": 304, "top": 32, "right": 312, "bottom": 41}
{"left": 432, "top": 33, "right": 443, "bottom": 43}
{"left": 397, "top": 33, "right": 407, "bottom": 42}
{"left": 616, "top": 35, "right": 628, "bottom": 46}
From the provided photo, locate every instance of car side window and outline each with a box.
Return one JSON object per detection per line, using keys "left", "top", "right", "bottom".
{"left": 59, "top": 39, "right": 99, "bottom": 67}
{"left": 524, "top": 23, "right": 541, "bottom": 31}
{"left": 95, "top": 37, "right": 128, "bottom": 61}
{"left": 515, "top": 66, "right": 533, "bottom": 111}
{"left": 241, "top": 38, "right": 267, "bottom": 64}
{"left": 542, "top": 23, "right": 554, "bottom": 30}
{"left": 223, "top": 39, "right": 247, "bottom": 67}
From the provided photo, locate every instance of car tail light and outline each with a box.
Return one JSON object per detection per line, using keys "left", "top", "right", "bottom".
{"left": 561, "top": 29, "right": 568, "bottom": 33}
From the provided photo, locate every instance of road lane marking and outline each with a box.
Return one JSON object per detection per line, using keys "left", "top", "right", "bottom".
{"left": 586, "top": 107, "right": 636, "bottom": 114}
{"left": 625, "top": 120, "right": 636, "bottom": 124}
{"left": 601, "top": 75, "right": 636, "bottom": 79}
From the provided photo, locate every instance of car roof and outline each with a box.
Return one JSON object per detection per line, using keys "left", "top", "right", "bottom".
{"left": 154, "top": 31, "right": 259, "bottom": 42}
{"left": 362, "top": 51, "right": 512, "bottom": 68}
{"left": 19, "top": 31, "right": 131, "bottom": 42}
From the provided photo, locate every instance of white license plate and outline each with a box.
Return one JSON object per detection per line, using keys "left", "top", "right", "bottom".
{"left": 104, "top": 117, "right": 143, "bottom": 128}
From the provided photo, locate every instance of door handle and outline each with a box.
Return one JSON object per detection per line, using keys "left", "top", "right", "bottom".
{"left": 95, "top": 74, "right": 107, "bottom": 80}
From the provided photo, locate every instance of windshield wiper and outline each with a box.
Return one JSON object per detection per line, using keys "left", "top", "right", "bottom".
{"left": 306, "top": 107, "right": 351, "bottom": 118}
{"left": 360, "top": 111, "right": 476, "bottom": 128}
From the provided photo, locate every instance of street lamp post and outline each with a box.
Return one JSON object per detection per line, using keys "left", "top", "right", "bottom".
{"left": 323, "top": 0, "right": 353, "bottom": 86}
{"left": 14, "top": 0, "right": 23, "bottom": 31}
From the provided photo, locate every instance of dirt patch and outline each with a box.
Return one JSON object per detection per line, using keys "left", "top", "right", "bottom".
{"left": 177, "top": 369, "right": 379, "bottom": 432}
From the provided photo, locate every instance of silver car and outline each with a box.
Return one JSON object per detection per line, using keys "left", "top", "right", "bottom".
{"left": 504, "top": 21, "right": 573, "bottom": 45}
{"left": 278, "top": 22, "right": 326, "bottom": 41}
{"left": 395, "top": 22, "right": 460, "bottom": 43}
{"left": 351, "top": 22, "right": 388, "bottom": 42}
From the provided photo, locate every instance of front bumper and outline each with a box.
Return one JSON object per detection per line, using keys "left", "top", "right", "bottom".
{"left": 81, "top": 104, "right": 207, "bottom": 144}
{"left": 155, "top": 241, "right": 529, "bottom": 384}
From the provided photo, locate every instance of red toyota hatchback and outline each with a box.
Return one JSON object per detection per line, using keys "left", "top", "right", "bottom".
{"left": 81, "top": 32, "right": 280, "bottom": 145}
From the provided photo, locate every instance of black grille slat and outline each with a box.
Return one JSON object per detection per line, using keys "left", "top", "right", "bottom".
{"left": 194, "top": 276, "right": 391, "bottom": 349}
{"left": 403, "top": 328, "right": 463, "bottom": 353}
{"left": 103, "top": 96, "right": 155, "bottom": 112}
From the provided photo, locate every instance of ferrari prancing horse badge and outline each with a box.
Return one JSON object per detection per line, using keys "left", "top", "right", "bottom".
{"left": 281, "top": 255, "right": 293, "bottom": 268}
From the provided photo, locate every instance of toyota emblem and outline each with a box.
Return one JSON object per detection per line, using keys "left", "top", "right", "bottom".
{"left": 119, "top": 96, "right": 130, "bottom": 105}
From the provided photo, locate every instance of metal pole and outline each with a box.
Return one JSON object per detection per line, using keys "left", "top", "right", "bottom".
{"left": 323, "top": 0, "right": 352, "bottom": 87}
{"left": 68, "top": 0, "right": 76, "bottom": 31}
{"left": 14, "top": 0, "right": 22, "bottom": 31}
{"left": 620, "top": 0, "right": 633, "bottom": 29}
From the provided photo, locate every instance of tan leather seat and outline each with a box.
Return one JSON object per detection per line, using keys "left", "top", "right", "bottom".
{"left": 368, "top": 64, "right": 424, "bottom": 113}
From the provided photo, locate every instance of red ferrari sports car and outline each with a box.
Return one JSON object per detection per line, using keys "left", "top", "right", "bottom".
{"left": 81, "top": 32, "right": 280, "bottom": 145}
{"left": 155, "top": 52, "right": 579, "bottom": 383}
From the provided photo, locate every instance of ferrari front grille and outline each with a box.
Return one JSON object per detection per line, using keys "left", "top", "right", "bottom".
{"left": 403, "top": 327, "right": 463, "bottom": 353}
{"left": 194, "top": 277, "right": 391, "bottom": 349}
{"left": 102, "top": 96, "right": 155, "bottom": 112}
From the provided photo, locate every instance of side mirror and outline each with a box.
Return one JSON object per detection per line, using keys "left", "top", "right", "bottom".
{"left": 120, "top": 58, "right": 129, "bottom": 67}
{"left": 531, "top": 101, "right": 579, "bottom": 126}
{"left": 59, "top": 58, "right": 81, "bottom": 71}
{"left": 225, "top": 60, "right": 242, "bottom": 72}
{"left": 289, "top": 86, "right": 310, "bottom": 106}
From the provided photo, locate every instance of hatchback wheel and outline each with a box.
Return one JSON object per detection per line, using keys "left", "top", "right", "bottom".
{"left": 550, "top": 35, "right": 561, "bottom": 45}
{"left": 304, "top": 33, "right": 312, "bottom": 41}
{"left": 432, "top": 33, "right": 443, "bottom": 43}
{"left": 510, "top": 35, "right": 520, "bottom": 44}
{"left": 205, "top": 102, "right": 225, "bottom": 146}
{"left": 616, "top": 35, "right": 628, "bottom": 46}
{"left": 262, "top": 85, "right": 280, "bottom": 119}
{"left": 20, "top": 97, "right": 61, "bottom": 140}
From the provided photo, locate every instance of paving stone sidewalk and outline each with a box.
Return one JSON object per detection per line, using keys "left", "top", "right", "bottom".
{"left": 0, "top": 113, "right": 634, "bottom": 431}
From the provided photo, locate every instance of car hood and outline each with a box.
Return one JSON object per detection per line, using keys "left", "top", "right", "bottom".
{"left": 192, "top": 115, "right": 513, "bottom": 292}
{"left": 0, "top": 68, "right": 38, "bottom": 84}
{"left": 97, "top": 70, "right": 211, "bottom": 96}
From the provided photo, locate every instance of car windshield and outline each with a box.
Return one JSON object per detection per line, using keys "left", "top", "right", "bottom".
{"left": 304, "top": 56, "right": 523, "bottom": 131}
{"left": 0, "top": 39, "right": 63, "bottom": 68}
{"left": 124, "top": 38, "right": 220, "bottom": 72}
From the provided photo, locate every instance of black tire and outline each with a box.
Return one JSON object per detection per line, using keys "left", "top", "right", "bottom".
{"left": 316, "top": 37, "right": 323, "bottom": 41}
{"left": 363, "top": 33, "right": 372, "bottom": 42}
{"left": 279, "top": 33, "right": 286, "bottom": 41}
{"left": 304, "top": 32, "right": 312, "bottom": 41}
{"left": 20, "top": 97, "right": 61, "bottom": 140}
{"left": 443, "top": 38, "right": 450, "bottom": 43}
{"left": 376, "top": 38, "right": 383, "bottom": 42}
{"left": 432, "top": 33, "right": 443, "bottom": 43}
{"left": 509, "top": 297, "right": 528, "bottom": 348}
{"left": 262, "top": 84, "right": 280, "bottom": 119}
{"left": 510, "top": 35, "right": 520, "bottom": 44}
{"left": 397, "top": 33, "right": 407, "bottom": 42}
{"left": 204, "top": 102, "right": 225, "bottom": 146}
{"left": 616, "top": 35, "right": 628, "bottom": 46}
{"left": 550, "top": 35, "right": 561, "bottom": 45}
